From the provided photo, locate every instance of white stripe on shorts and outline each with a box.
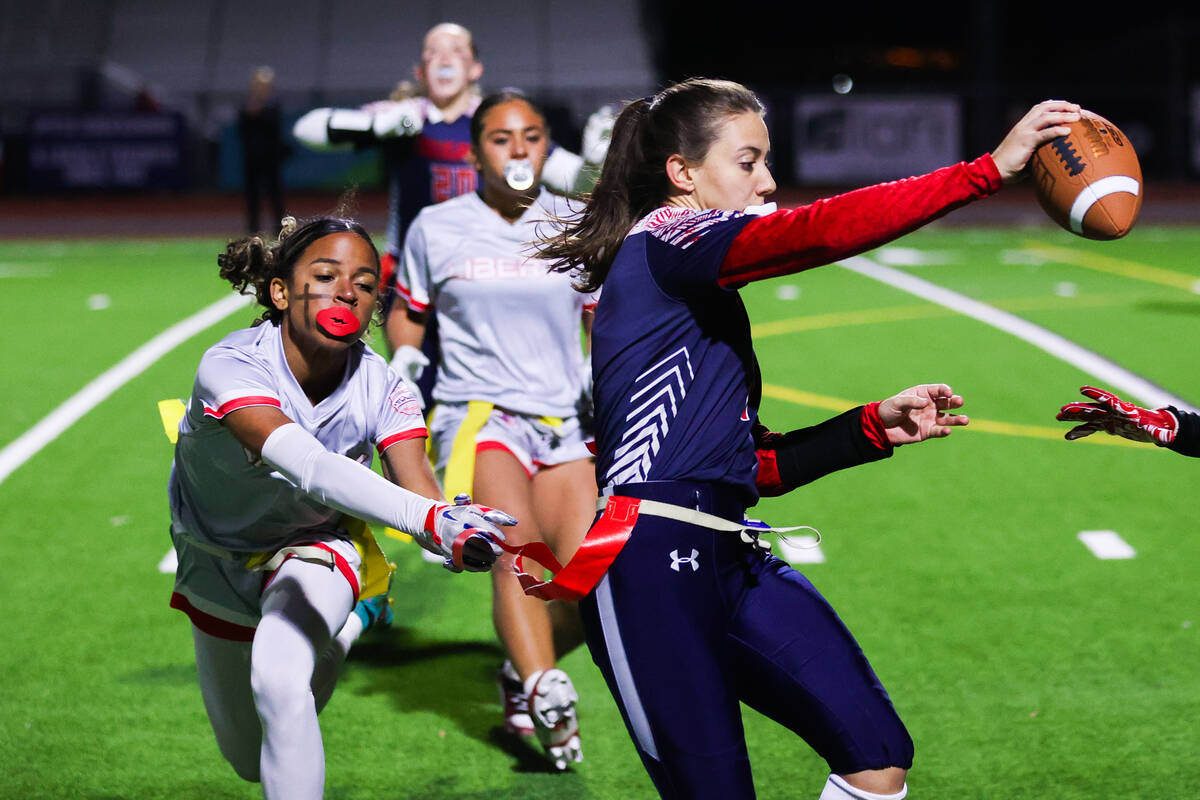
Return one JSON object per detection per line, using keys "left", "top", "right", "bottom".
{"left": 595, "top": 574, "right": 660, "bottom": 760}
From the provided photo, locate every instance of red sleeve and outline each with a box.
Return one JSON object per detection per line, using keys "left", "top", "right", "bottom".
{"left": 718, "top": 154, "right": 1002, "bottom": 287}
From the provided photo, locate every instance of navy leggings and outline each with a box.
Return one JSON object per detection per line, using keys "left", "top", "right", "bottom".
{"left": 579, "top": 481, "right": 913, "bottom": 799}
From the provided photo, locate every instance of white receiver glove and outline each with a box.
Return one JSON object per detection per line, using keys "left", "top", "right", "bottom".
{"left": 422, "top": 493, "right": 517, "bottom": 572}
{"left": 581, "top": 104, "right": 615, "bottom": 166}
{"left": 389, "top": 344, "right": 430, "bottom": 410}
{"left": 293, "top": 99, "right": 425, "bottom": 151}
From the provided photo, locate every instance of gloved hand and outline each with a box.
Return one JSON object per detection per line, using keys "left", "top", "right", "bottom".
{"left": 420, "top": 493, "right": 517, "bottom": 572}
{"left": 581, "top": 105, "right": 615, "bottom": 166}
{"left": 292, "top": 99, "right": 425, "bottom": 151}
{"left": 1057, "top": 385, "right": 1178, "bottom": 445}
{"left": 389, "top": 344, "right": 430, "bottom": 410}
{"left": 366, "top": 98, "right": 425, "bottom": 137}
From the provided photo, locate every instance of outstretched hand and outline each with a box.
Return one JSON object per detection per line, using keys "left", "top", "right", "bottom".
{"left": 1056, "top": 385, "right": 1178, "bottom": 445}
{"left": 879, "top": 384, "right": 968, "bottom": 445}
{"left": 425, "top": 494, "right": 517, "bottom": 573}
{"left": 991, "top": 100, "right": 1081, "bottom": 183}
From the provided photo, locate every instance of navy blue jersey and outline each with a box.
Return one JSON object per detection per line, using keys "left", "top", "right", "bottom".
{"left": 592, "top": 207, "right": 763, "bottom": 505}
{"left": 383, "top": 114, "right": 477, "bottom": 257}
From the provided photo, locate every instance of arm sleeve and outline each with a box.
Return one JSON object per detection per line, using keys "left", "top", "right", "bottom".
{"left": 719, "top": 154, "right": 1003, "bottom": 287}
{"left": 394, "top": 216, "right": 432, "bottom": 311}
{"left": 194, "top": 348, "right": 281, "bottom": 420}
{"left": 374, "top": 372, "right": 428, "bottom": 455}
{"left": 754, "top": 406, "right": 893, "bottom": 495}
{"left": 261, "top": 422, "right": 437, "bottom": 536}
{"left": 1165, "top": 407, "right": 1200, "bottom": 457}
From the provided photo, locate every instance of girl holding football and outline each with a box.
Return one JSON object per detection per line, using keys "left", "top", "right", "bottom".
{"left": 534, "top": 80, "right": 1079, "bottom": 799}
{"left": 385, "top": 89, "right": 597, "bottom": 770}
{"left": 168, "top": 213, "right": 512, "bottom": 799}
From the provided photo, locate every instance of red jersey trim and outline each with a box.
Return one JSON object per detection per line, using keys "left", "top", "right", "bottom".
{"left": 203, "top": 395, "right": 281, "bottom": 420}
{"left": 376, "top": 428, "right": 428, "bottom": 455}
{"left": 170, "top": 592, "right": 256, "bottom": 642}
{"left": 393, "top": 281, "right": 429, "bottom": 313}
{"left": 477, "top": 440, "right": 533, "bottom": 478}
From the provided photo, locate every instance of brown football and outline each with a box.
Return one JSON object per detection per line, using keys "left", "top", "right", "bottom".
{"left": 1029, "top": 110, "right": 1142, "bottom": 240}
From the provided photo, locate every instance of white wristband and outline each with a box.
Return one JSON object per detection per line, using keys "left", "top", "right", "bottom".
{"left": 261, "top": 422, "right": 435, "bottom": 536}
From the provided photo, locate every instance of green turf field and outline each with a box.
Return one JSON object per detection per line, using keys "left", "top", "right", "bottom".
{"left": 1, "top": 224, "right": 1197, "bottom": 799}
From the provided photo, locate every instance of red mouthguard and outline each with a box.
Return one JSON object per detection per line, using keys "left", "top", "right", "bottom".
{"left": 315, "top": 307, "right": 360, "bottom": 337}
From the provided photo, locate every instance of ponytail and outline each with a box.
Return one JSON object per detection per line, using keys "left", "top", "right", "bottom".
{"left": 536, "top": 79, "right": 764, "bottom": 291}
{"left": 537, "top": 98, "right": 658, "bottom": 291}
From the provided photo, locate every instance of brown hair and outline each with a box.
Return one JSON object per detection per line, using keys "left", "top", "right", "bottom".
{"left": 536, "top": 78, "right": 763, "bottom": 291}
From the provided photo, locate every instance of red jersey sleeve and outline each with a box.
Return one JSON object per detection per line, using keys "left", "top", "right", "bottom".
{"left": 719, "top": 154, "right": 1002, "bottom": 287}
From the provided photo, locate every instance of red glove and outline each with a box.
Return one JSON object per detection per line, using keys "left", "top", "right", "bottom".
{"left": 1056, "top": 385, "right": 1178, "bottom": 445}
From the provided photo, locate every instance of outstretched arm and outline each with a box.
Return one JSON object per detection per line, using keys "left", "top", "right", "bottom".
{"left": 292, "top": 99, "right": 426, "bottom": 151}
{"left": 223, "top": 405, "right": 513, "bottom": 571}
{"left": 718, "top": 101, "right": 1081, "bottom": 287}
{"left": 1056, "top": 385, "right": 1200, "bottom": 457}
{"left": 755, "top": 384, "right": 968, "bottom": 496}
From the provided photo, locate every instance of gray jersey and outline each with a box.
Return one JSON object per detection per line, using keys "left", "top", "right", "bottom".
{"left": 169, "top": 322, "right": 425, "bottom": 552}
{"left": 396, "top": 188, "right": 598, "bottom": 417}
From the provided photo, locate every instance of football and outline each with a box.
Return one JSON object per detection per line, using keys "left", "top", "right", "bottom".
{"left": 1030, "top": 110, "right": 1142, "bottom": 240}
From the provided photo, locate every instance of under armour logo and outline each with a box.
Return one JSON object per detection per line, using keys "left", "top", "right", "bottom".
{"left": 669, "top": 549, "right": 699, "bottom": 572}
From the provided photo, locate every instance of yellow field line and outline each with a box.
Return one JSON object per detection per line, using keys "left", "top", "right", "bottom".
{"left": 752, "top": 293, "right": 1131, "bottom": 338}
{"left": 1022, "top": 238, "right": 1200, "bottom": 291}
{"left": 760, "top": 383, "right": 1141, "bottom": 448}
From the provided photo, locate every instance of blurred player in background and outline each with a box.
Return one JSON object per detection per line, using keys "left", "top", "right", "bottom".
{"left": 1057, "top": 385, "right": 1200, "bottom": 455}
{"left": 387, "top": 90, "right": 595, "bottom": 770}
{"left": 168, "top": 213, "right": 513, "bottom": 798}
{"left": 534, "top": 79, "right": 1080, "bottom": 799}
{"left": 293, "top": 21, "right": 613, "bottom": 406}
{"left": 238, "top": 66, "right": 289, "bottom": 234}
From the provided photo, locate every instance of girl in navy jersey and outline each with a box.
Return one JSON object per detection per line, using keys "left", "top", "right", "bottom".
{"left": 293, "top": 22, "right": 612, "bottom": 404}
{"left": 534, "top": 79, "right": 1080, "bottom": 799}
{"left": 387, "top": 90, "right": 595, "bottom": 770}
{"left": 168, "top": 214, "right": 512, "bottom": 799}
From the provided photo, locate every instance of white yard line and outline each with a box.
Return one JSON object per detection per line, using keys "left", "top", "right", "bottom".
{"left": 840, "top": 256, "right": 1197, "bottom": 412}
{"left": 1077, "top": 530, "right": 1137, "bottom": 559}
{"left": 0, "top": 292, "right": 252, "bottom": 486}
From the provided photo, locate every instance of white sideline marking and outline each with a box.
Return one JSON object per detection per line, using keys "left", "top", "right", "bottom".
{"left": 777, "top": 535, "right": 826, "bottom": 564}
{"left": 1077, "top": 530, "right": 1136, "bottom": 560}
{"left": 0, "top": 292, "right": 253, "bottom": 486}
{"left": 840, "top": 256, "right": 1197, "bottom": 413}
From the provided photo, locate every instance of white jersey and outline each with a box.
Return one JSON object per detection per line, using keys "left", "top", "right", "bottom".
{"left": 396, "top": 188, "right": 598, "bottom": 417}
{"left": 169, "top": 322, "right": 426, "bottom": 552}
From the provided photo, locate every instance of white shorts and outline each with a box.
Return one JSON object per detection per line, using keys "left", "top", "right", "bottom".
{"left": 169, "top": 528, "right": 362, "bottom": 641}
{"left": 429, "top": 402, "right": 592, "bottom": 478}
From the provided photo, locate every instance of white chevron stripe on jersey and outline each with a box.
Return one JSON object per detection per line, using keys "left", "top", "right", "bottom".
{"left": 605, "top": 347, "right": 693, "bottom": 486}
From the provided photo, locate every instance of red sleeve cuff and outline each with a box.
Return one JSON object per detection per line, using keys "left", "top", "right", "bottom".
{"left": 861, "top": 401, "right": 889, "bottom": 450}
{"left": 971, "top": 152, "right": 1004, "bottom": 193}
{"left": 376, "top": 427, "right": 428, "bottom": 455}
{"left": 203, "top": 395, "right": 281, "bottom": 419}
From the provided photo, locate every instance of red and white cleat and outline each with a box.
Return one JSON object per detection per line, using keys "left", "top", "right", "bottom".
{"left": 497, "top": 660, "right": 534, "bottom": 737}
{"left": 525, "top": 668, "right": 583, "bottom": 770}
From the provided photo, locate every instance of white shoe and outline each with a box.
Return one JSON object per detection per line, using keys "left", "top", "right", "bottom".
{"left": 157, "top": 546, "right": 178, "bottom": 574}
{"left": 524, "top": 668, "right": 582, "bottom": 770}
